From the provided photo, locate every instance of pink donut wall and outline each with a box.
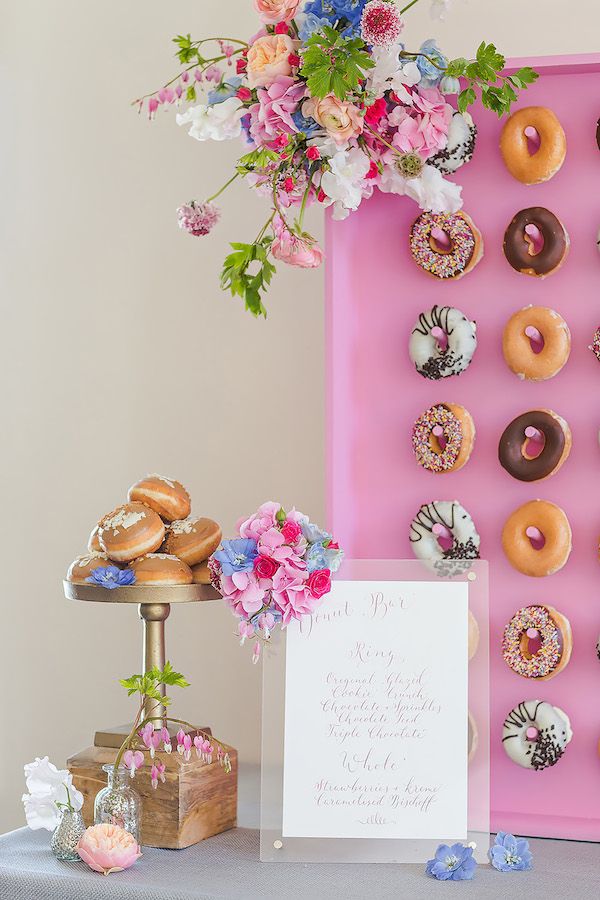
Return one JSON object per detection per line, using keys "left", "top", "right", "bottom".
{"left": 326, "top": 54, "right": 600, "bottom": 840}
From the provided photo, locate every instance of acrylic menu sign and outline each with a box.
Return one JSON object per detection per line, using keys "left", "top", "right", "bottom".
{"left": 280, "top": 579, "right": 469, "bottom": 843}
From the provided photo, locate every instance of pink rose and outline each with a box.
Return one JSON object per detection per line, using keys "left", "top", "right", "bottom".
{"left": 302, "top": 95, "right": 364, "bottom": 145}
{"left": 271, "top": 214, "right": 324, "bottom": 269}
{"left": 307, "top": 568, "right": 332, "bottom": 600}
{"left": 254, "top": 555, "right": 279, "bottom": 579}
{"left": 77, "top": 824, "right": 141, "bottom": 875}
{"left": 247, "top": 34, "right": 296, "bottom": 89}
{"left": 253, "top": 0, "right": 300, "bottom": 24}
{"left": 281, "top": 520, "right": 302, "bottom": 543}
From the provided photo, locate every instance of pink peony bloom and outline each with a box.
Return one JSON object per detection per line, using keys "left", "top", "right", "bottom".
{"left": 360, "top": 0, "right": 404, "bottom": 47}
{"left": 307, "top": 568, "right": 332, "bottom": 599}
{"left": 303, "top": 94, "right": 364, "bottom": 146}
{"left": 177, "top": 201, "right": 220, "bottom": 236}
{"left": 247, "top": 34, "right": 296, "bottom": 89}
{"left": 253, "top": 0, "right": 300, "bottom": 24}
{"left": 238, "top": 501, "right": 281, "bottom": 540}
{"left": 254, "top": 555, "right": 279, "bottom": 579}
{"left": 248, "top": 76, "right": 305, "bottom": 148}
{"left": 77, "top": 824, "right": 142, "bottom": 875}
{"left": 271, "top": 214, "right": 324, "bottom": 268}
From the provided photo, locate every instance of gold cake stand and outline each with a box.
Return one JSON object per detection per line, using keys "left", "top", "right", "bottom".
{"left": 63, "top": 581, "right": 219, "bottom": 747}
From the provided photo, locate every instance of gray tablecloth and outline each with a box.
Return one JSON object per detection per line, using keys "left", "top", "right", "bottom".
{"left": 0, "top": 826, "right": 599, "bottom": 900}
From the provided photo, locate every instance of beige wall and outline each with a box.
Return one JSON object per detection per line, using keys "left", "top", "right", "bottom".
{"left": 2, "top": 0, "right": 597, "bottom": 832}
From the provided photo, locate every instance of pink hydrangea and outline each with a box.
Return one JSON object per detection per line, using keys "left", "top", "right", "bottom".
{"left": 248, "top": 76, "right": 305, "bottom": 148}
{"left": 271, "top": 566, "right": 320, "bottom": 624}
{"left": 220, "top": 570, "right": 266, "bottom": 616}
{"left": 238, "top": 501, "right": 281, "bottom": 541}
{"left": 177, "top": 201, "right": 220, "bottom": 236}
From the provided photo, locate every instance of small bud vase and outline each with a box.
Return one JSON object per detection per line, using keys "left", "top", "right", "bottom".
{"left": 50, "top": 809, "right": 86, "bottom": 861}
{"left": 94, "top": 764, "right": 142, "bottom": 844}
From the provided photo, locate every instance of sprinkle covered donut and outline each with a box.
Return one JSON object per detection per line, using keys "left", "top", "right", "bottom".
{"left": 409, "top": 211, "right": 483, "bottom": 280}
{"left": 503, "top": 207, "right": 569, "bottom": 278}
{"left": 412, "top": 403, "right": 475, "bottom": 474}
{"left": 410, "top": 306, "right": 477, "bottom": 380}
{"left": 502, "top": 605, "right": 572, "bottom": 680}
{"left": 588, "top": 326, "right": 600, "bottom": 363}
{"left": 502, "top": 306, "right": 570, "bottom": 381}
{"left": 498, "top": 409, "right": 571, "bottom": 482}
{"left": 502, "top": 700, "right": 572, "bottom": 771}
{"left": 501, "top": 500, "right": 572, "bottom": 577}
{"left": 500, "top": 107, "right": 566, "bottom": 184}
{"left": 410, "top": 500, "right": 480, "bottom": 576}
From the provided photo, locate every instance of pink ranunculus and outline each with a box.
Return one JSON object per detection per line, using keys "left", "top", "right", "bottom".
{"left": 77, "top": 824, "right": 142, "bottom": 875}
{"left": 238, "top": 501, "right": 282, "bottom": 540}
{"left": 302, "top": 95, "right": 364, "bottom": 145}
{"left": 281, "top": 519, "right": 302, "bottom": 543}
{"left": 247, "top": 34, "right": 296, "bottom": 89}
{"left": 254, "top": 0, "right": 300, "bottom": 24}
{"left": 271, "top": 214, "right": 324, "bottom": 269}
{"left": 248, "top": 76, "right": 305, "bottom": 148}
{"left": 307, "top": 568, "right": 332, "bottom": 599}
{"left": 254, "top": 554, "right": 279, "bottom": 579}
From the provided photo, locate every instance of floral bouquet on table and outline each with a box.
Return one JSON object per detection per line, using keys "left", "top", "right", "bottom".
{"left": 135, "top": 0, "right": 537, "bottom": 316}
{"left": 208, "top": 501, "right": 343, "bottom": 661}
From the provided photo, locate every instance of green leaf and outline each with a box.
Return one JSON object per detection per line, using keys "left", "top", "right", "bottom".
{"left": 457, "top": 87, "right": 476, "bottom": 114}
{"left": 185, "top": 84, "right": 197, "bottom": 102}
{"left": 221, "top": 236, "right": 276, "bottom": 318}
{"left": 300, "top": 29, "right": 373, "bottom": 99}
{"left": 445, "top": 57, "right": 468, "bottom": 78}
{"left": 236, "top": 147, "right": 278, "bottom": 175}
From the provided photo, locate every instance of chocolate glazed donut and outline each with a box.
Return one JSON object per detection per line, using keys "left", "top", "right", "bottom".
{"left": 503, "top": 207, "right": 569, "bottom": 277}
{"left": 499, "top": 410, "right": 571, "bottom": 482}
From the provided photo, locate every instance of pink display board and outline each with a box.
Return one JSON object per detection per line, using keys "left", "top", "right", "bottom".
{"left": 326, "top": 54, "right": 600, "bottom": 841}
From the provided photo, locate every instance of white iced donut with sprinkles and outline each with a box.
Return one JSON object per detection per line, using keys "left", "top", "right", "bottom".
{"left": 502, "top": 700, "right": 572, "bottom": 771}
{"left": 410, "top": 306, "right": 477, "bottom": 380}
{"left": 409, "top": 211, "right": 483, "bottom": 280}
{"left": 409, "top": 500, "right": 480, "bottom": 576}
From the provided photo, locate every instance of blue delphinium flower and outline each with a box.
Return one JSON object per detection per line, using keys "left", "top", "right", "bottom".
{"left": 213, "top": 538, "right": 258, "bottom": 577}
{"left": 306, "top": 540, "right": 344, "bottom": 574}
{"left": 292, "top": 109, "right": 321, "bottom": 138}
{"left": 302, "top": 0, "right": 367, "bottom": 38}
{"left": 86, "top": 566, "right": 136, "bottom": 590}
{"left": 208, "top": 77, "right": 242, "bottom": 106}
{"left": 416, "top": 39, "right": 448, "bottom": 87}
{"left": 425, "top": 843, "right": 477, "bottom": 881}
{"left": 489, "top": 833, "right": 533, "bottom": 872}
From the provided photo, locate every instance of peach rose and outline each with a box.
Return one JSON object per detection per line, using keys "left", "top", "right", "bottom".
{"left": 77, "top": 823, "right": 142, "bottom": 875}
{"left": 247, "top": 34, "right": 295, "bottom": 89}
{"left": 303, "top": 95, "right": 364, "bottom": 145}
{"left": 253, "top": 0, "right": 300, "bottom": 23}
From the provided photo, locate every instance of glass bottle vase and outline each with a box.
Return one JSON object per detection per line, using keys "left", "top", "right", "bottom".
{"left": 94, "top": 765, "right": 142, "bottom": 844}
{"left": 50, "top": 809, "right": 86, "bottom": 861}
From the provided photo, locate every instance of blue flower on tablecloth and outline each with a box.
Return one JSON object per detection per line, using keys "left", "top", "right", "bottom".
{"left": 306, "top": 540, "right": 344, "bottom": 574}
{"left": 416, "top": 39, "right": 448, "bottom": 87}
{"left": 208, "top": 77, "right": 242, "bottom": 106}
{"left": 425, "top": 843, "right": 477, "bottom": 881}
{"left": 86, "top": 566, "right": 136, "bottom": 590}
{"left": 488, "top": 833, "right": 533, "bottom": 872}
{"left": 213, "top": 538, "right": 258, "bottom": 576}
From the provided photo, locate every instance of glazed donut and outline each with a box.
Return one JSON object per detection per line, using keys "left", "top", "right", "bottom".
{"left": 498, "top": 409, "right": 571, "bottom": 482}
{"left": 468, "top": 610, "right": 479, "bottom": 661}
{"left": 98, "top": 502, "right": 165, "bottom": 563}
{"left": 502, "top": 700, "right": 572, "bottom": 771}
{"left": 128, "top": 474, "right": 191, "bottom": 522}
{"left": 67, "top": 551, "right": 114, "bottom": 583}
{"left": 589, "top": 327, "right": 600, "bottom": 363}
{"left": 502, "top": 605, "right": 572, "bottom": 680}
{"left": 502, "top": 306, "right": 570, "bottom": 381}
{"left": 468, "top": 711, "right": 478, "bottom": 763}
{"left": 409, "top": 211, "right": 483, "bottom": 280}
{"left": 503, "top": 207, "right": 569, "bottom": 278}
{"left": 410, "top": 306, "right": 477, "bottom": 380}
{"left": 410, "top": 500, "right": 480, "bottom": 576}
{"left": 430, "top": 112, "right": 477, "bottom": 175}
{"left": 501, "top": 500, "right": 572, "bottom": 577}
{"left": 162, "top": 517, "right": 222, "bottom": 566}
{"left": 191, "top": 560, "right": 212, "bottom": 585}
{"left": 500, "top": 107, "right": 566, "bottom": 184}
{"left": 88, "top": 525, "right": 102, "bottom": 553}
{"left": 412, "top": 403, "right": 475, "bottom": 474}
{"left": 129, "top": 553, "right": 193, "bottom": 585}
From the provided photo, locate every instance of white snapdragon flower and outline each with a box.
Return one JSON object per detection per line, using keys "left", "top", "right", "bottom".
{"left": 320, "top": 148, "right": 372, "bottom": 221}
{"left": 176, "top": 97, "right": 245, "bottom": 142}
{"left": 404, "top": 164, "right": 463, "bottom": 213}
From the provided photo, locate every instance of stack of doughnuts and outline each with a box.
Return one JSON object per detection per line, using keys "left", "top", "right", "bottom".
{"left": 66, "top": 474, "right": 222, "bottom": 587}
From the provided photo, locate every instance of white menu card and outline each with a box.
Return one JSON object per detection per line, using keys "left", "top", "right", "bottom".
{"left": 282, "top": 580, "right": 468, "bottom": 840}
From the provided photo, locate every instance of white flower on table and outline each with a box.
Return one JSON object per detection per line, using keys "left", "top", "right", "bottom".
{"left": 22, "top": 756, "right": 84, "bottom": 831}
{"left": 320, "top": 148, "right": 373, "bottom": 221}
{"left": 176, "top": 97, "right": 245, "bottom": 142}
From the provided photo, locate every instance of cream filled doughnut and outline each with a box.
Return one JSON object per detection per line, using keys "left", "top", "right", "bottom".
{"left": 410, "top": 500, "right": 480, "bottom": 576}
{"left": 98, "top": 502, "right": 165, "bottom": 563}
{"left": 163, "top": 517, "right": 222, "bottom": 566}
{"left": 191, "top": 560, "right": 212, "bottom": 585}
{"left": 502, "top": 500, "right": 572, "bottom": 577}
{"left": 498, "top": 409, "right": 571, "bottom": 482}
{"left": 67, "top": 552, "right": 114, "bottom": 583}
{"left": 128, "top": 474, "right": 191, "bottom": 522}
{"left": 409, "top": 211, "right": 483, "bottom": 280}
{"left": 410, "top": 306, "right": 477, "bottom": 380}
{"left": 430, "top": 111, "right": 477, "bottom": 174}
{"left": 129, "top": 553, "right": 193, "bottom": 585}
{"left": 500, "top": 107, "right": 566, "bottom": 184}
{"left": 412, "top": 403, "right": 475, "bottom": 474}
{"left": 502, "top": 605, "right": 572, "bottom": 680}
{"left": 87, "top": 525, "right": 102, "bottom": 553}
{"left": 468, "top": 610, "right": 479, "bottom": 661}
{"left": 502, "top": 306, "right": 570, "bottom": 381}
{"left": 503, "top": 207, "right": 569, "bottom": 278}
{"left": 502, "top": 700, "right": 572, "bottom": 771}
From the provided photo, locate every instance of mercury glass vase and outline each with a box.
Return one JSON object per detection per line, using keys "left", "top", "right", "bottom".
{"left": 50, "top": 809, "right": 86, "bottom": 861}
{"left": 94, "top": 765, "right": 142, "bottom": 844}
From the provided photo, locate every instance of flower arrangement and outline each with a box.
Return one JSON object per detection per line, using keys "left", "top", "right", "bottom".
{"left": 135, "top": 0, "right": 537, "bottom": 316}
{"left": 208, "top": 501, "right": 343, "bottom": 661}
{"left": 22, "top": 757, "right": 84, "bottom": 831}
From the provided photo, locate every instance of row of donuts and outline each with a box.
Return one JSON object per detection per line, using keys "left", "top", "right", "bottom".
{"left": 409, "top": 304, "right": 595, "bottom": 382}
{"left": 412, "top": 404, "right": 570, "bottom": 482}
